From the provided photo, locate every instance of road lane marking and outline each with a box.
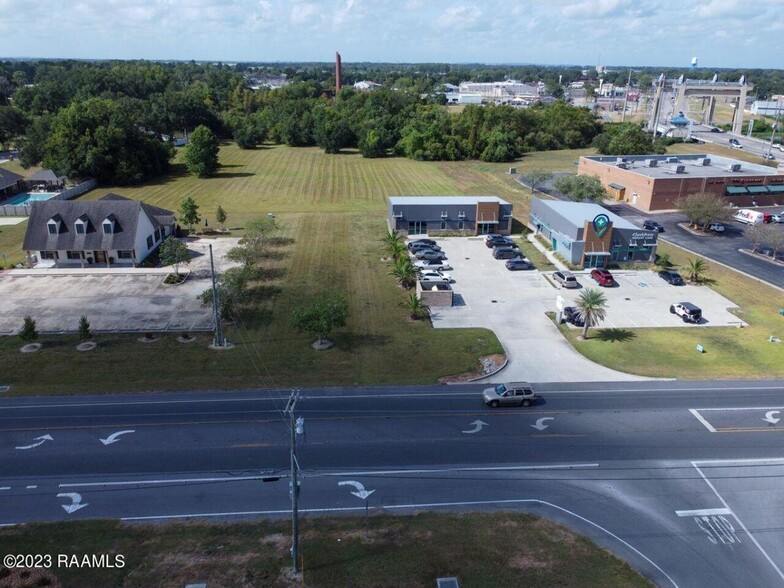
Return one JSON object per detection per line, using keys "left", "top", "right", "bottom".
{"left": 691, "top": 460, "right": 784, "bottom": 582}
{"left": 25, "top": 485, "right": 37, "bottom": 489}
{"left": 689, "top": 409, "right": 717, "bottom": 432}
{"left": 117, "top": 498, "right": 676, "bottom": 588}
{"left": 0, "top": 487, "right": 10, "bottom": 491}
{"left": 59, "top": 474, "right": 279, "bottom": 488}
{"left": 675, "top": 508, "right": 732, "bottom": 517}
{"left": 314, "top": 463, "right": 600, "bottom": 477}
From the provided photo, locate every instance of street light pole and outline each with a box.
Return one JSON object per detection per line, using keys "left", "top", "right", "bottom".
{"left": 208, "top": 244, "right": 225, "bottom": 347}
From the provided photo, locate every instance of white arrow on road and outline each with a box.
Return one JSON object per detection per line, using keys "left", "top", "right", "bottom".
{"left": 338, "top": 480, "right": 376, "bottom": 500}
{"left": 462, "top": 420, "right": 488, "bottom": 434}
{"left": 530, "top": 417, "right": 555, "bottom": 431}
{"left": 57, "top": 492, "right": 88, "bottom": 514}
{"left": 15, "top": 434, "right": 53, "bottom": 450}
{"left": 763, "top": 411, "right": 781, "bottom": 424}
{"left": 100, "top": 430, "right": 136, "bottom": 445}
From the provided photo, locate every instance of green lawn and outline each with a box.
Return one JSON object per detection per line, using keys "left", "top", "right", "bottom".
{"left": 0, "top": 514, "right": 651, "bottom": 588}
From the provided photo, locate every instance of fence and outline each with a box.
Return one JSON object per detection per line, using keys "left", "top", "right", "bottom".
{"left": 0, "top": 179, "right": 97, "bottom": 217}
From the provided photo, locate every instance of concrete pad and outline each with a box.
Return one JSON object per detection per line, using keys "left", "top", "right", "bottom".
{"left": 0, "top": 217, "right": 27, "bottom": 226}
{"left": 425, "top": 237, "right": 743, "bottom": 383}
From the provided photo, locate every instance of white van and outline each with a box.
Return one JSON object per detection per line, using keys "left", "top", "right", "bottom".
{"left": 734, "top": 209, "right": 765, "bottom": 225}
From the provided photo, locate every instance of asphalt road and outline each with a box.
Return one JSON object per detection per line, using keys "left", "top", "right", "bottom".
{"left": 604, "top": 202, "right": 784, "bottom": 289}
{"left": 3, "top": 382, "right": 784, "bottom": 587}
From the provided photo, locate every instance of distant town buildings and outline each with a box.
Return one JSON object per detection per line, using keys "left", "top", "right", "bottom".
{"left": 353, "top": 80, "right": 382, "bottom": 92}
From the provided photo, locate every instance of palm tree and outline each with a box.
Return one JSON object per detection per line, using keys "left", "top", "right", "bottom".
{"left": 390, "top": 257, "right": 417, "bottom": 289}
{"left": 684, "top": 258, "right": 708, "bottom": 283}
{"left": 575, "top": 288, "right": 608, "bottom": 340}
{"left": 654, "top": 252, "right": 674, "bottom": 270}
{"left": 381, "top": 229, "right": 406, "bottom": 261}
{"left": 398, "top": 293, "right": 430, "bottom": 320}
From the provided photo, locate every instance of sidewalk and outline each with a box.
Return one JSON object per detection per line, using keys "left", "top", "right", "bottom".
{"left": 527, "top": 233, "right": 567, "bottom": 270}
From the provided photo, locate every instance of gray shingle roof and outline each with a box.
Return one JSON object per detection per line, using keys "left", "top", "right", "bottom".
{"left": 29, "top": 169, "right": 65, "bottom": 183}
{"left": 0, "top": 167, "right": 23, "bottom": 191}
{"left": 23, "top": 194, "right": 175, "bottom": 252}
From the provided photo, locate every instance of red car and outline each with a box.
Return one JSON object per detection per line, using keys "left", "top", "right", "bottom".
{"left": 590, "top": 269, "right": 616, "bottom": 287}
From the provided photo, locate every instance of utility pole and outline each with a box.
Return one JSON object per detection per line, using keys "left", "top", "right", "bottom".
{"left": 285, "top": 390, "right": 304, "bottom": 573}
{"left": 621, "top": 68, "right": 632, "bottom": 123}
{"left": 208, "top": 244, "right": 226, "bottom": 347}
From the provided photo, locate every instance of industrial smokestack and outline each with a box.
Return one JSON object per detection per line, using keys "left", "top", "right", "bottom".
{"left": 335, "top": 51, "right": 342, "bottom": 94}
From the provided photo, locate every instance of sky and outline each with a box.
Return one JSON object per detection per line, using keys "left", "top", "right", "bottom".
{"left": 0, "top": 0, "right": 783, "bottom": 69}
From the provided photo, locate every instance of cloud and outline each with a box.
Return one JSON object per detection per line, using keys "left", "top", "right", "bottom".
{"left": 291, "top": 2, "right": 322, "bottom": 25}
{"left": 561, "top": 0, "right": 633, "bottom": 19}
{"left": 694, "top": 0, "right": 741, "bottom": 18}
{"left": 435, "top": 5, "right": 482, "bottom": 30}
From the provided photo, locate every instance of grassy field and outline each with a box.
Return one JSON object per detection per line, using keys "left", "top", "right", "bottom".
{"left": 0, "top": 514, "right": 651, "bottom": 588}
{"left": 559, "top": 241, "right": 784, "bottom": 378}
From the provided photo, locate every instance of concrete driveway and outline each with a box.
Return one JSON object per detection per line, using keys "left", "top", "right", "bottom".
{"left": 0, "top": 238, "right": 238, "bottom": 335}
{"left": 425, "top": 238, "right": 742, "bottom": 383}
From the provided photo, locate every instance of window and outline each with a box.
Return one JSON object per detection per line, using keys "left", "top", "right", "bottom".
{"left": 102, "top": 222, "right": 113, "bottom": 234}
{"left": 118, "top": 250, "right": 133, "bottom": 259}
{"left": 66, "top": 251, "right": 82, "bottom": 260}
{"left": 146, "top": 235, "right": 153, "bottom": 248}
{"left": 47, "top": 222, "right": 57, "bottom": 235}
{"left": 440, "top": 221, "right": 446, "bottom": 230}
{"left": 155, "top": 228, "right": 161, "bottom": 242}
{"left": 458, "top": 221, "right": 465, "bottom": 230}
{"left": 75, "top": 224, "right": 85, "bottom": 234}
{"left": 40, "top": 251, "right": 57, "bottom": 260}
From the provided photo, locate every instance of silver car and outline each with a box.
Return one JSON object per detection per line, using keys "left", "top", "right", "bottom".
{"left": 482, "top": 382, "right": 537, "bottom": 407}
{"left": 553, "top": 271, "right": 579, "bottom": 288}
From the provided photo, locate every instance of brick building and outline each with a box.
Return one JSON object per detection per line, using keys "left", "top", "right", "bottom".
{"left": 579, "top": 154, "right": 784, "bottom": 212}
{"left": 387, "top": 196, "right": 512, "bottom": 236}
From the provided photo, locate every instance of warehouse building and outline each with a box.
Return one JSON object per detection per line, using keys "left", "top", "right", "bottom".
{"left": 530, "top": 198, "right": 658, "bottom": 268}
{"left": 387, "top": 196, "right": 513, "bottom": 236}
{"left": 579, "top": 154, "right": 784, "bottom": 211}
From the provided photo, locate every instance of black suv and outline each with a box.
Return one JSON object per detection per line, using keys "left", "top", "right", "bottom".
{"left": 493, "top": 247, "right": 522, "bottom": 260}
{"left": 563, "top": 306, "right": 585, "bottom": 327}
{"left": 670, "top": 302, "right": 702, "bottom": 323}
{"left": 658, "top": 270, "right": 684, "bottom": 285}
{"left": 643, "top": 220, "right": 663, "bottom": 232}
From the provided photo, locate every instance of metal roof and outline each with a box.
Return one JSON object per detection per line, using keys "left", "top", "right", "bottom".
{"left": 535, "top": 199, "right": 640, "bottom": 230}
{"left": 389, "top": 196, "right": 510, "bottom": 205}
{"left": 582, "top": 154, "right": 779, "bottom": 179}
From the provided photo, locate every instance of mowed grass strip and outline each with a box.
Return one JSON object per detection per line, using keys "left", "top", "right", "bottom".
{"left": 560, "top": 242, "right": 784, "bottom": 379}
{"left": 0, "top": 514, "right": 652, "bottom": 588}
{"left": 0, "top": 213, "right": 502, "bottom": 395}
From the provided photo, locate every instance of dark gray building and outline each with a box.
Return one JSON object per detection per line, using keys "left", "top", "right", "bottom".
{"left": 387, "top": 196, "right": 513, "bottom": 236}
{"left": 530, "top": 198, "right": 657, "bottom": 268}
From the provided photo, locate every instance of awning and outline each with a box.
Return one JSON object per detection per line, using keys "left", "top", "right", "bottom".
{"left": 608, "top": 183, "right": 625, "bottom": 190}
{"left": 766, "top": 184, "right": 784, "bottom": 193}
{"left": 478, "top": 220, "right": 499, "bottom": 224}
{"left": 747, "top": 186, "right": 770, "bottom": 194}
{"left": 585, "top": 251, "right": 612, "bottom": 256}
{"left": 725, "top": 186, "right": 748, "bottom": 195}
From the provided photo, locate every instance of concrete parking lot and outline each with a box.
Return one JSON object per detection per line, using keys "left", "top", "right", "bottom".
{"left": 424, "top": 237, "right": 743, "bottom": 383}
{"left": 0, "top": 238, "right": 238, "bottom": 335}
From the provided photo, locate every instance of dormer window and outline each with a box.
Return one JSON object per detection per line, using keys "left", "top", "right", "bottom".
{"left": 75, "top": 214, "right": 88, "bottom": 235}
{"left": 47, "top": 215, "right": 62, "bottom": 235}
{"left": 102, "top": 215, "right": 116, "bottom": 234}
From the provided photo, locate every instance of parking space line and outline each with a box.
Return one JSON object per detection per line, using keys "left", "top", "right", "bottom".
{"left": 675, "top": 507, "right": 732, "bottom": 517}
{"left": 691, "top": 459, "right": 784, "bottom": 581}
{"left": 689, "top": 409, "right": 717, "bottom": 433}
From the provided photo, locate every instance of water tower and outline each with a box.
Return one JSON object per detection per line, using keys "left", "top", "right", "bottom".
{"left": 691, "top": 56, "right": 698, "bottom": 68}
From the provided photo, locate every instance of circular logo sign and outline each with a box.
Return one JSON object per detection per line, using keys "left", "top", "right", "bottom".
{"left": 592, "top": 214, "right": 610, "bottom": 238}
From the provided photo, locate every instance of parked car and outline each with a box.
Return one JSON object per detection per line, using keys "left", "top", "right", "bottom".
{"left": 408, "top": 241, "right": 442, "bottom": 252}
{"left": 553, "top": 270, "right": 579, "bottom": 288}
{"left": 414, "top": 249, "right": 446, "bottom": 261}
{"left": 485, "top": 237, "right": 514, "bottom": 248}
{"left": 482, "top": 382, "right": 537, "bottom": 408}
{"left": 417, "top": 269, "right": 452, "bottom": 282}
{"left": 493, "top": 247, "right": 522, "bottom": 260}
{"left": 658, "top": 270, "right": 684, "bottom": 285}
{"left": 483, "top": 233, "right": 506, "bottom": 243}
{"left": 414, "top": 260, "right": 452, "bottom": 271}
{"left": 707, "top": 222, "right": 726, "bottom": 232}
{"left": 670, "top": 302, "right": 702, "bottom": 323}
{"left": 489, "top": 240, "right": 519, "bottom": 250}
{"left": 590, "top": 268, "right": 616, "bottom": 287}
{"left": 771, "top": 212, "right": 784, "bottom": 223}
{"left": 409, "top": 238, "right": 436, "bottom": 247}
{"left": 642, "top": 220, "right": 664, "bottom": 232}
{"left": 505, "top": 259, "right": 534, "bottom": 271}
{"left": 562, "top": 306, "right": 585, "bottom": 327}
{"left": 418, "top": 274, "right": 449, "bottom": 285}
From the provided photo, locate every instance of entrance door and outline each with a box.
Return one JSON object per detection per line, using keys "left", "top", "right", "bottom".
{"left": 94, "top": 251, "right": 107, "bottom": 264}
{"left": 477, "top": 223, "right": 493, "bottom": 235}
{"left": 408, "top": 222, "right": 425, "bottom": 235}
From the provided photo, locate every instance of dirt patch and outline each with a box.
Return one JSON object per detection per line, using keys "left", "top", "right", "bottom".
{"left": 438, "top": 353, "right": 506, "bottom": 383}
{"left": 261, "top": 533, "right": 290, "bottom": 557}
{"left": 19, "top": 343, "right": 42, "bottom": 353}
{"left": 76, "top": 341, "right": 97, "bottom": 351}
{"left": 509, "top": 553, "right": 552, "bottom": 570}
{"left": 533, "top": 518, "right": 578, "bottom": 545}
